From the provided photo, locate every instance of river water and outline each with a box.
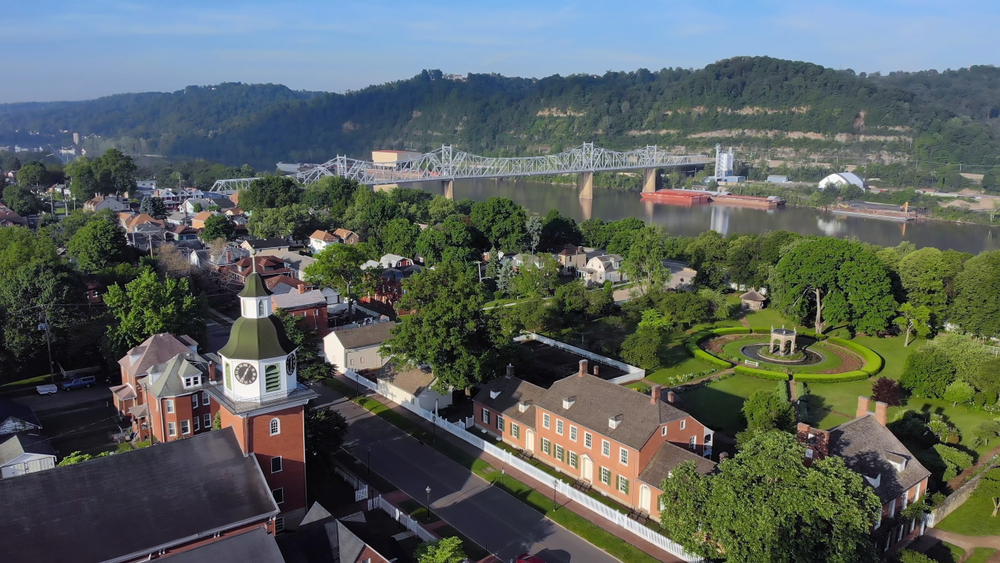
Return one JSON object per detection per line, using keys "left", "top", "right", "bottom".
{"left": 412, "top": 179, "right": 1000, "bottom": 254}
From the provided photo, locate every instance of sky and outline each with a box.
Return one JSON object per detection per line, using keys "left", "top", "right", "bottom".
{"left": 7, "top": 0, "right": 1000, "bottom": 103}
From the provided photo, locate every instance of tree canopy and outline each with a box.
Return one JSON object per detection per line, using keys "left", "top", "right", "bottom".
{"left": 238, "top": 176, "right": 300, "bottom": 212}
{"left": 104, "top": 268, "right": 206, "bottom": 356}
{"left": 67, "top": 219, "right": 128, "bottom": 273}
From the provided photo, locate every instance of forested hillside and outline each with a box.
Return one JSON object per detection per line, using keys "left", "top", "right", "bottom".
{"left": 3, "top": 57, "right": 998, "bottom": 170}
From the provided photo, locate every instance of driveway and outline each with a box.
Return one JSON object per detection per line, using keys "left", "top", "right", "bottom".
{"left": 325, "top": 392, "right": 621, "bottom": 563}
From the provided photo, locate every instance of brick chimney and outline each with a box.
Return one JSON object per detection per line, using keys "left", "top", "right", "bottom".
{"left": 506, "top": 363, "right": 514, "bottom": 378}
{"left": 298, "top": 283, "right": 307, "bottom": 294}
{"left": 874, "top": 401, "right": 888, "bottom": 426}
{"left": 208, "top": 362, "right": 217, "bottom": 382}
{"left": 592, "top": 364, "right": 600, "bottom": 376}
{"left": 856, "top": 396, "right": 871, "bottom": 419}
{"left": 650, "top": 384, "right": 662, "bottom": 404}
{"left": 578, "top": 359, "right": 588, "bottom": 377}
{"left": 666, "top": 390, "right": 676, "bottom": 404}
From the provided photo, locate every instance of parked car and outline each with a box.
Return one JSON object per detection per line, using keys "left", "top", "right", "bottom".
{"left": 515, "top": 554, "right": 545, "bottom": 563}
{"left": 35, "top": 384, "right": 58, "bottom": 395}
{"left": 61, "top": 376, "right": 97, "bottom": 390}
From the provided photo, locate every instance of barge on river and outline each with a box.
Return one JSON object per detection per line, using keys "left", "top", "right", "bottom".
{"left": 832, "top": 201, "right": 917, "bottom": 222}
{"left": 640, "top": 189, "right": 785, "bottom": 209}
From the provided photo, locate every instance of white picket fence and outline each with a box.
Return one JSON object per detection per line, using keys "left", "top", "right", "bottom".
{"left": 339, "top": 369, "right": 701, "bottom": 562}
{"left": 368, "top": 495, "right": 438, "bottom": 542}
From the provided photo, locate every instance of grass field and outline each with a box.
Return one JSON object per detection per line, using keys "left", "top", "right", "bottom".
{"left": 742, "top": 308, "right": 798, "bottom": 330}
{"left": 931, "top": 485, "right": 1000, "bottom": 536}
{"left": 966, "top": 548, "right": 998, "bottom": 563}
{"left": 851, "top": 334, "right": 927, "bottom": 380}
{"left": 680, "top": 374, "right": 779, "bottom": 434}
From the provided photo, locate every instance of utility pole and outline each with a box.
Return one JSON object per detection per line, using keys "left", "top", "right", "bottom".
{"left": 38, "top": 306, "right": 55, "bottom": 384}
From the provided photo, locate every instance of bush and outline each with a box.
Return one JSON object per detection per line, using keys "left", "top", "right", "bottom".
{"left": 826, "top": 337, "right": 884, "bottom": 376}
{"left": 900, "top": 346, "right": 956, "bottom": 398}
{"left": 794, "top": 381, "right": 807, "bottom": 398}
{"left": 793, "top": 371, "right": 870, "bottom": 383}
{"left": 776, "top": 382, "right": 790, "bottom": 402}
{"left": 621, "top": 327, "right": 663, "bottom": 370}
{"left": 734, "top": 366, "right": 790, "bottom": 381}
{"left": 710, "top": 327, "right": 752, "bottom": 336}
{"left": 871, "top": 377, "right": 902, "bottom": 406}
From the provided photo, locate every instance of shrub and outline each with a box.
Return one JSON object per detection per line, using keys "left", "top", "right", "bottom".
{"left": 710, "top": 327, "right": 752, "bottom": 336}
{"left": 973, "top": 392, "right": 988, "bottom": 409}
{"left": 932, "top": 443, "right": 975, "bottom": 481}
{"left": 621, "top": 327, "right": 663, "bottom": 370}
{"left": 871, "top": 377, "right": 902, "bottom": 406}
{"left": 734, "top": 366, "right": 790, "bottom": 381}
{"left": 794, "top": 381, "right": 807, "bottom": 398}
{"left": 900, "top": 346, "right": 956, "bottom": 398}
{"left": 776, "top": 382, "right": 790, "bottom": 402}
{"left": 793, "top": 371, "right": 870, "bottom": 383}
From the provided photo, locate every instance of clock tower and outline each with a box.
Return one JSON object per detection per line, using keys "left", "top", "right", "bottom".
{"left": 211, "top": 271, "right": 317, "bottom": 531}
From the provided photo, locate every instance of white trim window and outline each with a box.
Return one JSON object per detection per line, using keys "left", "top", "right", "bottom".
{"left": 511, "top": 423, "right": 520, "bottom": 439}
{"left": 482, "top": 408, "right": 491, "bottom": 424}
{"left": 570, "top": 426, "right": 578, "bottom": 442}
{"left": 617, "top": 475, "right": 629, "bottom": 495}
{"left": 542, "top": 413, "right": 551, "bottom": 429}
{"left": 204, "top": 413, "right": 212, "bottom": 428}
{"left": 680, "top": 419, "right": 686, "bottom": 430}
{"left": 165, "top": 399, "right": 174, "bottom": 414}
{"left": 556, "top": 419, "right": 564, "bottom": 436}
{"left": 584, "top": 432, "right": 593, "bottom": 448}
{"left": 620, "top": 447, "right": 629, "bottom": 466}
{"left": 192, "top": 394, "right": 199, "bottom": 408}
{"left": 497, "top": 415, "right": 505, "bottom": 432}
{"left": 202, "top": 391, "right": 210, "bottom": 405}
{"left": 194, "top": 417, "right": 200, "bottom": 431}
{"left": 600, "top": 467, "right": 611, "bottom": 485}
{"left": 602, "top": 439, "right": 610, "bottom": 457}
{"left": 271, "top": 456, "right": 283, "bottom": 474}
{"left": 181, "top": 420, "right": 190, "bottom": 435}
{"left": 168, "top": 422, "right": 177, "bottom": 437}
{"left": 270, "top": 418, "right": 281, "bottom": 436}
{"left": 688, "top": 436, "right": 697, "bottom": 450}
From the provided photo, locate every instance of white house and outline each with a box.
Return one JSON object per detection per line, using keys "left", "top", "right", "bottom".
{"left": 0, "top": 434, "right": 56, "bottom": 479}
{"left": 322, "top": 322, "right": 395, "bottom": 371}
{"left": 308, "top": 230, "right": 338, "bottom": 254}
{"left": 379, "top": 254, "right": 413, "bottom": 269}
{"left": 375, "top": 366, "right": 453, "bottom": 413}
{"left": 579, "top": 254, "right": 625, "bottom": 285}
{"left": 83, "top": 195, "right": 130, "bottom": 213}
{"left": 818, "top": 172, "right": 867, "bottom": 191}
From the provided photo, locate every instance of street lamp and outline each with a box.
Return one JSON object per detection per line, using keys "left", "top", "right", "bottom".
{"left": 367, "top": 446, "right": 371, "bottom": 477}
{"left": 425, "top": 486, "right": 432, "bottom": 523}
{"left": 500, "top": 468, "right": 505, "bottom": 487}
{"left": 553, "top": 478, "right": 558, "bottom": 512}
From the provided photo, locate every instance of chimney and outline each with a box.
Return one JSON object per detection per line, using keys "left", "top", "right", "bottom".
{"left": 578, "top": 359, "right": 588, "bottom": 378}
{"left": 593, "top": 364, "right": 599, "bottom": 376}
{"left": 209, "top": 362, "right": 217, "bottom": 382}
{"left": 856, "top": 396, "right": 871, "bottom": 419}
{"left": 874, "top": 401, "right": 888, "bottom": 426}
{"left": 650, "top": 385, "right": 662, "bottom": 404}
{"left": 666, "top": 390, "right": 676, "bottom": 404}
{"left": 506, "top": 363, "right": 514, "bottom": 377}
{"left": 298, "top": 283, "right": 306, "bottom": 294}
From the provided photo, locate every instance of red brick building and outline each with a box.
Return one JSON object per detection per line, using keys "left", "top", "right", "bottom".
{"left": 474, "top": 361, "right": 715, "bottom": 519}
{"left": 271, "top": 284, "right": 330, "bottom": 337}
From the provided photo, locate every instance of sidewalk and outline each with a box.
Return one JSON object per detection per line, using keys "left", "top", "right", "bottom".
{"left": 331, "top": 373, "right": 685, "bottom": 563}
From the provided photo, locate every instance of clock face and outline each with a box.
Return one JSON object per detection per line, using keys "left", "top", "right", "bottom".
{"left": 286, "top": 354, "right": 297, "bottom": 376}
{"left": 234, "top": 362, "right": 257, "bottom": 385}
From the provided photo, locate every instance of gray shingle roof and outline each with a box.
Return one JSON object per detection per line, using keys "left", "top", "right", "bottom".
{"left": 119, "top": 333, "right": 198, "bottom": 378}
{"left": 828, "top": 414, "right": 932, "bottom": 505}
{"left": 638, "top": 442, "right": 716, "bottom": 487}
{"left": 330, "top": 322, "right": 395, "bottom": 349}
{"left": 157, "top": 527, "right": 284, "bottom": 563}
{"left": 381, "top": 366, "right": 436, "bottom": 395}
{"left": 144, "top": 352, "right": 217, "bottom": 399}
{"left": 0, "top": 428, "right": 278, "bottom": 563}
{"left": 0, "top": 398, "right": 41, "bottom": 434}
{"left": 473, "top": 375, "right": 547, "bottom": 426}
{"left": 0, "top": 433, "right": 55, "bottom": 466}
{"left": 539, "top": 373, "right": 688, "bottom": 449}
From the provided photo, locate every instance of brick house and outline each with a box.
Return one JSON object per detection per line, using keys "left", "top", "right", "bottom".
{"left": 474, "top": 361, "right": 715, "bottom": 518}
{"left": 796, "top": 396, "right": 931, "bottom": 551}
{"left": 272, "top": 285, "right": 330, "bottom": 337}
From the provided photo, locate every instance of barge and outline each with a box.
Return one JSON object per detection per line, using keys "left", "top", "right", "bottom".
{"left": 640, "top": 189, "right": 711, "bottom": 206}
{"left": 710, "top": 194, "right": 786, "bottom": 209}
{"left": 832, "top": 201, "right": 917, "bottom": 222}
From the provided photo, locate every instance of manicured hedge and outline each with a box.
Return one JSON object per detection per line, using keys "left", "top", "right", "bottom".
{"left": 710, "top": 327, "right": 752, "bottom": 336}
{"left": 683, "top": 330, "right": 735, "bottom": 369}
{"left": 734, "top": 366, "right": 791, "bottom": 381}
{"left": 826, "top": 337, "right": 884, "bottom": 376}
{"left": 793, "top": 371, "right": 870, "bottom": 383}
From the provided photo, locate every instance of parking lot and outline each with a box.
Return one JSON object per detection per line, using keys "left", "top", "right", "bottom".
{"left": 18, "top": 386, "right": 126, "bottom": 459}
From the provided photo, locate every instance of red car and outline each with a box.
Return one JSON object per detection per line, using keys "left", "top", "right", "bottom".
{"left": 515, "top": 554, "right": 545, "bottom": 563}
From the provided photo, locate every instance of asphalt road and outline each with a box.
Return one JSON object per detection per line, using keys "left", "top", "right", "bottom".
{"left": 205, "top": 318, "right": 231, "bottom": 353}
{"left": 319, "top": 386, "right": 621, "bottom": 563}
{"left": 17, "top": 386, "right": 115, "bottom": 415}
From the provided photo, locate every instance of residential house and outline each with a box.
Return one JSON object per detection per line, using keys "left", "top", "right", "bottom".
{"left": 0, "top": 206, "right": 28, "bottom": 227}
{"left": 230, "top": 255, "right": 295, "bottom": 283}
{"left": 579, "top": 254, "right": 625, "bottom": 285}
{"left": 0, "top": 398, "right": 43, "bottom": 436}
{"left": 797, "top": 397, "right": 932, "bottom": 551}
{"left": 278, "top": 508, "right": 411, "bottom": 563}
{"left": 190, "top": 210, "right": 217, "bottom": 230}
{"left": 272, "top": 285, "right": 330, "bottom": 337}
{"left": 374, "top": 365, "right": 453, "bottom": 413}
{"left": 510, "top": 253, "right": 545, "bottom": 270}
{"left": 242, "top": 238, "right": 291, "bottom": 253}
{"left": 0, "top": 429, "right": 284, "bottom": 562}
{"left": 360, "top": 255, "right": 422, "bottom": 306}
{"left": 555, "top": 245, "right": 602, "bottom": 276}
{"left": 111, "top": 332, "right": 200, "bottom": 426}
{"left": 136, "top": 351, "right": 220, "bottom": 443}
{"left": 167, "top": 224, "right": 200, "bottom": 245}
{"left": 333, "top": 228, "right": 360, "bottom": 245}
{"left": 189, "top": 245, "right": 249, "bottom": 274}
{"left": 182, "top": 198, "right": 212, "bottom": 214}
{"left": 379, "top": 254, "right": 413, "bottom": 269}
{"left": 322, "top": 322, "right": 394, "bottom": 372}
{"left": 261, "top": 248, "right": 316, "bottom": 281}
{"left": 473, "top": 362, "right": 716, "bottom": 519}
{"left": 0, "top": 433, "right": 56, "bottom": 478}
{"left": 210, "top": 197, "right": 236, "bottom": 211}
{"left": 308, "top": 230, "right": 338, "bottom": 254}
{"left": 266, "top": 275, "right": 309, "bottom": 294}
{"left": 740, "top": 289, "right": 767, "bottom": 311}
{"left": 83, "top": 194, "right": 129, "bottom": 212}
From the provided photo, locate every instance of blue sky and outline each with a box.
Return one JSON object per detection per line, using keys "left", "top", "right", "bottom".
{"left": 8, "top": 0, "right": 999, "bottom": 102}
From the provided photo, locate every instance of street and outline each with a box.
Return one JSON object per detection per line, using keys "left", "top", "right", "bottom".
{"left": 316, "top": 385, "right": 621, "bottom": 563}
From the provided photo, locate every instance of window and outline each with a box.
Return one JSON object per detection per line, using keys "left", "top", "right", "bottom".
{"left": 556, "top": 420, "right": 564, "bottom": 435}
{"left": 569, "top": 452, "right": 579, "bottom": 469}
{"left": 350, "top": 359, "right": 354, "bottom": 366}
{"left": 194, "top": 417, "right": 200, "bottom": 431}
{"left": 192, "top": 394, "right": 199, "bottom": 408}
{"left": 570, "top": 426, "right": 577, "bottom": 442}
{"left": 271, "top": 456, "right": 283, "bottom": 473}
{"left": 225, "top": 363, "right": 232, "bottom": 388}
{"left": 181, "top": 420, "right": 190, "bottom": 434}
{"left": 600, "top": 467, "right": 611, "bottom": 485}
{"left": 511, "top": 423, "right": 520, "bottom": 439}
{"left": 584, "top": 432, "right": 592, "bottom": 449}
{"left": 555, "top": 444, "right": 564, "bottom": 462}
{"left": 204, "top": 413, "right": 212, "bottom": 428}
{"left": 265, "top": 364, "right": 281, "bottom": 392}
{"left": 272, "top": 488, "right": 284, "bottom": 504}
{"left": 202, "top": 391, "right": 210, "bottom": 405}
{"left": 542, "top": 413, "right": 550, "bottom": 429}
{"left": 258, "top": 301, "right": 265, "bottom": 317}
{"left": 661, "top": 426, "right": 668, "bottom": 437}
{"left": 680, "top": 420, "right": 686, "bottom": 430}
{"left": 602, "top": 440, "right": 610, "bottom": 457}
{"left": 620, "top": 448, "right": 629, "bottom": 466}
{"left": 274, "top": 518, "right": 285, "bottom": 533}
{"left": 497, "top": 415, "right": 505, "bottom": 432}
{"left": 617, "top": 475, "right": 629, "bottom": 495}
{"left": 688, "top": 436, "right": 697, "bottom": 451}
{"left": 270, "top": 418, "right": 280, "bottom": 436}
{"left": 168, "top": 422, "right": 177, "bottom": 437}
{"left": 165, "top": 399, "right": 174, "bottom": 414}
{"left": 481, "top": 408, "right": 491, "bottom": 424}
{"left": 541, "top": 438, "right": 551, "bottom": 455}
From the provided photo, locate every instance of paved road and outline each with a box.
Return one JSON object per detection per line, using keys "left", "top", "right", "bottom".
{"left": 320, "top": 387, "right": 620, "bottom": 563}
{"left": 17, "top": 386, "right": 114, "bottom": 415}
{"left": 205, "top": 318, "right": 231, "bottom": 353}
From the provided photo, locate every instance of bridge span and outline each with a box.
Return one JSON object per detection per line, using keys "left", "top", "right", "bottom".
{"left": 211, "top": 143, "right": 712, "bottom": 199}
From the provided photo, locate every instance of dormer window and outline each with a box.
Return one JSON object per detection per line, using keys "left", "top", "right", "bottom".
{"left": 518, "top": 400, "right": 531, "bottom": 413}
{"left": 886, "top": 452, "right": 908, "bottom": 473}
{"left": 490, "top": 390, "right": 501, "bottom": 400}
{"left": 864, "top": 474, "right": 882, "bottom": 489}
{"left": 608, "top": 414, "right": 622, "bottom": 430}
{"left": 562, "top": 396, "right": 576, "bottom": 409}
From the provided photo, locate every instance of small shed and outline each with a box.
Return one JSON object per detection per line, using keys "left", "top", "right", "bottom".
{"left": 740, "top": 289, "right": 767, "bottom": 311}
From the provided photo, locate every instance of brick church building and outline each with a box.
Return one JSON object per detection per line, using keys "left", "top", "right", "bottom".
{"left": 110, "top": 271, "right": 317, "bottom": 530}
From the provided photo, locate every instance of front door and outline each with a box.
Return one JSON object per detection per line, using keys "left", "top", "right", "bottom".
{"left": 525, "top": 428, "right": 535, "bottom": 453}
{"left": 639, "top": 484, "right": 652, "bottom": 513}
{"left": 581, "top": 455, "right": 593, "bottom": 483}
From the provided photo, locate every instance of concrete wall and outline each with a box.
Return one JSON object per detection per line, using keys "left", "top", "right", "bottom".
{"left": 930, "top": 461, "right": 999, "bottom": 527}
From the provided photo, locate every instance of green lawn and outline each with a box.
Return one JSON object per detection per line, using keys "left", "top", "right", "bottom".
{"left": 936, "top": 486, "right": 1000, "bottom": 536}
{"left": 717, "top": 337, "right": 846, "bottom": 374}
{"left": 742, "top": 308, "right": 799, "bottom": 330}
{"left": 646, "top": 356, "right": 717, "bottom": 385}
{"left": 966, "top": 548, "right": 997, "bottom": 563}
{"left": 850, "top": 334, "right": 926, "bottom": 380}
{"left": 925, "top": 540, "right": 966, "bottom": 563}
{"left": 804, "top": 379, "right": 876, "bottom": 428}
{"left": 680, "top": 374, "right": 779, "bottom": 434}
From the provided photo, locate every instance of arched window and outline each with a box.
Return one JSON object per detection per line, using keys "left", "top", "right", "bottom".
{"left": 270, "top": 418, "right": 280, "bottom": 436}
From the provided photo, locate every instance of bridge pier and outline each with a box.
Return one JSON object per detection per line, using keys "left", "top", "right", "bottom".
{"left": 642, "top": 168, "right": 659, "bottom": 193}
{"left": 442, "top": 179, "right": 454, "bottom": 200}
{"left": 579, "top": 172, "right": 594, "bottom": 200}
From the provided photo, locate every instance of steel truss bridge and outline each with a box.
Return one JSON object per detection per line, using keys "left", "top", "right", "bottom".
{"left": 210, "top": 143, "right": 712, "bottom": 198}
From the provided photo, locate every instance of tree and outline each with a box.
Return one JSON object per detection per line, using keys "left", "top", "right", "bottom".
{"left": 978, "top": 468, "right": 1000, "bottom": 517}
{"left": 65, "top": 157, "right": 99, "bottom": 201}
{"left": 621, "top": 226, "right": 669, "bottom": 296}
{"left": 238, "top": 176, "right": 300, "bottom": 212}
{"left": 57, "top": 451, "right": 111, "bottom": 466}
{"left": 495, "top": 259, "right": 515, "bottom": 296}
{"left": 274, "top": 308, "right": 328, "bottom": 380}
{"left": 741, "top": 389, "right": 796, "bottom": 436}
{"left": 343, "top": 188, "right": 400, "bottom": 241}
{"left": 470, "top": 197, "right": 526, "bottom": 252}
{"left": 15, "top": 161, "right": 46, "bottom": 190}
{"left": 587, "top": 282, "right": 615, "bottom": 317}
{"left": 659, "top": 432, "right": 880, "bottom": 563}
{"left": 871, "top": 377, "right": 902, "bottom": 406}
{"left": 380, "top": 218, "right": 420, "bottom": 257}
{"left": 305, "top": 408, "right": 348, "bottom": 461}
{"left": 91, "top": 149, "right": 137, "bottom": 194}
{"left": 972, "top": 421, "right": 1000, "bottom": 448}
{"left": 139, "top": 197, "right": 166, "bottom": 218}
{"left": 898, "top": 247, "right": 953, "bottom": 327}
{"left": 525, "top": 214, "right": 542, "bottom": 253}
{"left": 951, "top": 251, "right": 1000, "bottom": 338}
{"left": 509, "top": 255, "right": 560, "bottom": 299}
{"left": 247, "top": 204, "right": 317, "bottom": 240}
{"left": 305, "top": 244, "right": 377, "bottom": 321}
{"left": 301, "top": 176, "right": 360, "bottom": 217}
{"left": 901, "top": 346, "right": 956, "bottom": 398}
{"left": 2, "top": 184, "right": 41, "bottom": 216}
{"left": 897, "top": 550, "right": 936, "bottom": 563}
{"left": 200, "top": 214, "right": 235, "bottom": 242}
{"left": 380, "top": 261, "right": 513, "bottom": 391}
{"left": 927, "top": 413, "right": 962, "bottom": 443}
{"left": 620, "top": 327, "right": 663, "bottom": 370}
{"left": 931, "top": 443, "right": 973, "bottom": 480}
{"left": 539, "top": 209, "right": 581, "bottom": 251}
{"left": 894, "top": 303, "right": 932, "bottom": 346}
{"left": 1, "top": 155, "right": 21, "bottom": 172}
{"left": 67, "top": 219, "right": 128, "bottom": 273}
{"left": 414, "top": 537, "right": 466, "bottom": 563}
{"left": 190, "top": 202, "right": 203, "bottom": 213}
{"left": 943, "top": 380, "right": 975, "bottom": 407}
{"left": 685, "top": 231, "right": 730, "bottom": 288}
{"left": 104, "top": 268, "right": 206, "bottom": 356}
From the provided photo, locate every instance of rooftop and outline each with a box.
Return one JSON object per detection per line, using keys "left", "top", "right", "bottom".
{"left": 327, "top": 322, "right": 395, "bottom": 349}
{"left": 472, "top": 374, "right": 547, "bottom": 426}
{"left": 243, "top": 238, "right": 289, "bottom": 250}
{"left": 0, "top": 433, "right": 55, "bottom": 466}
{"left": 0, "top": 397, "right": 41, "bottom": 433}
{"left": 638, "top": 441, "right": 716, "bottom": 487}
{"left": 272, "top": 289, "right": 327, "bottom": 310}
{"left": 155, "top": 528, "right": 284, "bottom": 563}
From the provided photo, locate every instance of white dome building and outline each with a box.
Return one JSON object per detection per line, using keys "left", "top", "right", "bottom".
{"left": 818, "top": 172, "right": 867, "bottom": 191}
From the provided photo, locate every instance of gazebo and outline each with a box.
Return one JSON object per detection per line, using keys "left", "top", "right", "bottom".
{"left": 740, "top": 289, "right": 767, "bottom": 311}
{"left": 770, "top": 326, "right": 797, "bottom": 356}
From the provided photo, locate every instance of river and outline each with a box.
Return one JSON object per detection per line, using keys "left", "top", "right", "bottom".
{"left": 411, "top": 178, "right": 1000, "bottom": 254}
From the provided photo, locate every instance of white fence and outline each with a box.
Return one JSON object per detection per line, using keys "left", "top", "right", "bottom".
{"left": 515, "top": 332, "right": 645, "bottom": 383}
{"left": 368, "top": 495, "right": 438, "bottom": 542}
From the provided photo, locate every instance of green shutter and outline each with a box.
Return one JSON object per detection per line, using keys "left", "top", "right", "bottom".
{"left": 224, "top": 363, "right": 232, "bottom": 389}
{"left": 265, "top": 364, "right": 281, "bottom": 391}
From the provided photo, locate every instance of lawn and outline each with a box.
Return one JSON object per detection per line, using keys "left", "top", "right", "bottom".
{"left": 851, "top": 334, "right": 926, "bottom": 381}
{"left": 967, "top": 548, "right": 998, "bottom": 563}
{"left": 804, "top": 379, "right": 876, "bottom": 428}
{"left": 935, "top": 486, "right": 1000, "bottom": 536}
{"left": 742, "top": 308, "right": 800, "bottom": 330}
{"left": 717, "top": 337, "right": 846, "bottom": 373}
{"left": 680, "top": 374, "right": 780, "bottom": 434}
{"left": 925, "top": 540, "right": 966, "bottom": 563}
{"left": 645, "top": 356, "right": 717, "bottom": 385}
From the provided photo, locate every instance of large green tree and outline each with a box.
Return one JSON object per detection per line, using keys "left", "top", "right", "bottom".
{"left": 621, "top": 226, "right": 669, "bottom": 295}
{"left": 898, "top": 247, "right": 969, "bottom": 328}
{"left": 247, "top": 204, "right": 316, "bottom": 239}
{"left": 65, "top": 157, "right": 100, "bottom": 201}
{"left": 658, "top": 431, "right": 880, "bottom": 563}
{"left": 414, "top": 537, "right": 466, "bottom": 563}
{"left": 380, "top": 217, "right": 421, "bottom": 257}
{"left": 2, "top": 184, "right": 41, "bottom": 216}
{"left": 950, "top": 251, "right": 1000, "bottom": 338}
{"left": 343, "top": 188, "right": 400, "bottom": 242}
{"left": 15, "top": 161, "right": 46, "bottom": 190}
{"left": 470, "top": 197, "right": 526, "bottom": 252}
{"left": 304, "top": 244, "right": 379, "bottom": 321}
{"left": 305, "top": 408, "right": 348, "bottom": 461}
{"left": 139, "top": 196, "right": 167, "bottom": 218}
{"left": 200, "top": 214, "right": 235, "bottom": 242}
{"left": 301, "top": 176, "right": 360, "bottom": 217}
{"left": 104, "top": 268, "right": 206, "bottom": 355}
{"left": 900, "top": 346, "right": 956, "bottom": 398}
{"left": 91, "top": 149, "right": 137, "bottom": 195}
{"left": 380, "top": 261, "right": 513, "bottom": 391}
{"left": 67, "top": 219, "right": 128, "bottom": 273}
{"left": 238, "top": 176, "right": 300, "bottom": 212}
{"left": 741, "top": 389, "right": 796, "bottom": 436}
